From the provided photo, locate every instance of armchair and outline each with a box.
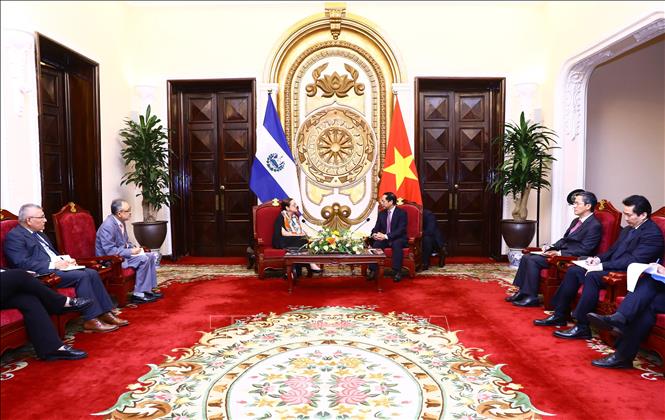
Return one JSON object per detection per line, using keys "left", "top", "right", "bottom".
{"left": 533, "top": 199, "right": 622, "bottom": 310}
{"left": 363, "top": 200, "right": 423, "bottom": 278}
{"left": 51, "top": 202, "right": 135, "bottom": 306}
{"left": 601, "top": 210, "right": 665, "bottom": 352}
{"left": 0, "top": 210, "right": 67, "bottom": 354}
{"left": 253, "top": 201, "right": 286, "bottom": 278}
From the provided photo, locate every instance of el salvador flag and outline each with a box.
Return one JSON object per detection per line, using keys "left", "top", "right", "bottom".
{"left": 249, "top": 94, "right": 301, "bottom": 203}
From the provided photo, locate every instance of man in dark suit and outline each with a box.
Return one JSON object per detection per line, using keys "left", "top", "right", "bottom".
{"left": 535, "top": 195, "right": 664, "bottom": 340}
{"left": 508, "top": 191, "right": 602, "bottom": 307}
{"left": 587, "top": 263, "right": 665, "bottom": 368}
{"left": 1, "top": 269, "right": 91, "bottom": 360}
{"left": 367, "top": 192, "right": 408, "bottom": 282}
{"left": 4, "top": 204, "right": 128, "bottom": 333}
{"left": 421, "top": 209, "right": 445, "bottom": 270}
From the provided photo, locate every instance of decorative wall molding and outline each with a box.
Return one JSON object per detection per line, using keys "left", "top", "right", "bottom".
{"left": 551, "top": 13, "right": 665, "bottom": 240}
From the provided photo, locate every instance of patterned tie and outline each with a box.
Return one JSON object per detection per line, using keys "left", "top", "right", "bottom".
{"left": 569, "top": 219, "right": 583, "bottom": 234}
{"left": 386, "top": 210, "right": 392, "bottom": 235}
{"left": 34, "top": 232, "right": 58, "bottom": 257}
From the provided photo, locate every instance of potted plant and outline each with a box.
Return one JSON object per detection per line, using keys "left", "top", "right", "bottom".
{"left": 489, "top": 112, "right": 557, "bottom": 249}
{"left": 119, "top": 105, "right": 171, "bottom": 250}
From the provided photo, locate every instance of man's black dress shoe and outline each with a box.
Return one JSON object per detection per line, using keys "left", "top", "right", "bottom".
{"left": 591, "top": 353, "right": 633, "bottom": 369}
{"left": 533, "top": 314, "right": 567, "bottom": 326}
{"left": 587, "top": 312, "right": 625, "bottom": 336}
{"left": 145, "top": 291, "right": 163, "bottom": 299}
{"left": 393, "top": 273, "right": 402, "bottom": 283}
{"left": 513, "top": 296, "right": 540, "bottom": 307}
{"left": 61, "top": 297, "right": 93, "bottom": 313}
{"left": 131, "top": 294, "right": 157, "bottom": 304}
{"left": 42, "top": 345, "right": 87, "bottom": 361}
{"left": 553, "top": 324, "right": 592, "bottom": 339}
{"left": 505, "top": 292, "right": 524, "bottom": 302}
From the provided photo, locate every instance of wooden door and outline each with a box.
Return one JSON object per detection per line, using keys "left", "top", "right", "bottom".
{"left": 416, "top": 78, "right": 504, "bottom": 257}
{"left": 169, "top": 80, "right": 255, "bottom": 257}
{"left": 37, "top": 34, "right": 101, "bottom": 242}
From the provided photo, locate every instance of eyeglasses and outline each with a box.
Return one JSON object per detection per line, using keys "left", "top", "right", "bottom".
{"left": 120, "top": 209, "right": 132, "bottom": 213}
{"left": 28, "top": 215, "right": 46, "bottom": 220}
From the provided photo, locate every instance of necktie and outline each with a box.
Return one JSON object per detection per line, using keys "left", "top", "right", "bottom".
{"left": 386, "top": 210, "right": 392, "bottom": 234}
{"left": 34, "top": 232, "right": 58, "bottom": 258}
{"left": 569, "top": 219, "right": 583, "bottom": 234}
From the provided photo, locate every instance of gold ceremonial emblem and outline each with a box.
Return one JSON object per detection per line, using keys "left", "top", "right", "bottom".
{"left": 296, "top": 106, "right": 376, "bottom": 188}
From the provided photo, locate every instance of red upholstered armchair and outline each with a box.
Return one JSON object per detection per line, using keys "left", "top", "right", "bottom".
{"left": 1, "top": 209, "right": 67, "bottom": 354}
{"left": 253, "top": 201, "right": 286, "bottom": 278}
{"left": 363, "top": 200, "right": 423, "bottom": 278}
{"left": 532, "top": 199, "right": 622, "bottom": 310}
{"left": 52, "top": 203, "right": 135, "bottom": 307}
{"left": 602, "top": 210, "right": 665, "bottom": 354}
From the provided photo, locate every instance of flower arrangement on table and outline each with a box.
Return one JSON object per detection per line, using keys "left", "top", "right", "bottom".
{"left": 308, "top": 228, "right": 366, "bottom": 254}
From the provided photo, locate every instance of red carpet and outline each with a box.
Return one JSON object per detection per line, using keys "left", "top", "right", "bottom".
{"left": 1, "top": 273, "right": 663, "bottom": 419}
{"left": 162, "top": 256, "right": 248, "bottom": 265}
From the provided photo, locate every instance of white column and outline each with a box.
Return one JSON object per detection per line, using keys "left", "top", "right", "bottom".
{"left": 391, "top": 82, "right": 415, "bottom": 153}
{"left": 0, "top": 29, "right": 40, "bottom": 211}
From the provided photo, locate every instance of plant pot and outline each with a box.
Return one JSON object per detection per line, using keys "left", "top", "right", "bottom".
{"left": 132, "top": 221, "right": 168, "bottom": 249}
{"left": 500, "top": 219, "right": 537, "bottom": 249}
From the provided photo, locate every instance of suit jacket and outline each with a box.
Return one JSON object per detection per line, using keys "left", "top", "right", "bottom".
{"left": 96, "top": 215, "right": 134, "bottom": 258}
{"left": 598, "top": 218, "right": 664, "bottom": 271}
{"left": 371, "top": 206, "right": 408, "bottom": 243}
{"left": 550, "top": 214, "right": 602, "bottom": 256}
{"left": 423, "top": 209, "right": 445, "bottom": 248}
{"left": 4, "top": 225, "right": 60, "bottom": 274}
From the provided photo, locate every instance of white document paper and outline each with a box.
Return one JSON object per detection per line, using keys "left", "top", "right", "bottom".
{"left": 60, "top": 264, "right": 86, "bottom": 271}
{"left": 57, "top": 255, "right": 86, "bottom": 271}
{"left": 626, "top": 263, "right": 658, "bottom": 292}
{"left": 572, "top": 260, "right": 604, "bottom": 273}
{"left": 529, "top": 251, "right": 545, "bottom": 255}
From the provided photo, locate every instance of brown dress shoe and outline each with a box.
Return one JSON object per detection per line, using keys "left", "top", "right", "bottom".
{"left": 83, "top": 318, "right": 119, "bottom": 333}
{"left": 100, "top": 312, "right": 129, "bottom": 327}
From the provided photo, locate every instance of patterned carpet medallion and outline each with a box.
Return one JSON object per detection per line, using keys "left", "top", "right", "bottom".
{"left": 97, "top": 306, "right": 547, "bottom": 419}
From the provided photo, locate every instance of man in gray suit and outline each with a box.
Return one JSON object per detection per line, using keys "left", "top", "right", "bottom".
{"left": 95, "top": 199, "right": 161, "bottom": 304}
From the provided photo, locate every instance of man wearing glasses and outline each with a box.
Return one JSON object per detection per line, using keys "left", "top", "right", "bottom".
{"left": 506, "top": 190, "right": 602, "bottom": 307}
{"left": 535, "top": 195, "right": 664, "bottom": 340}
{"left": 4, "top": 203, "right": 127, "bottom": 333}
{"left": 95, "top": 199, "right": 160, "bottom": 304}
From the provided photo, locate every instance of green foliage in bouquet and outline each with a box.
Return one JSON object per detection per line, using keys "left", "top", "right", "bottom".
{"left": 308, "top": 227, "right": 365, "bottom": 255}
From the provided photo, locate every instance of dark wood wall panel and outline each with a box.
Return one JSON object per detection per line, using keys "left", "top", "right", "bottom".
{"left": 168, "top": 80, "right": 255, "bottom": 258}
{"left": 416, "top": 78, "right": 504, "bottom": 258}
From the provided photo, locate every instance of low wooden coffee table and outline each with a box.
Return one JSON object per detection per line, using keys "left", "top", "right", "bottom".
{"left": 284, "top": 249, "right": 386, "bottom": 293}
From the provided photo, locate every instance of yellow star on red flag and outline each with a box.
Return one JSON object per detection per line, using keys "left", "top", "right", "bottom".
{"left": 378, "top": 98, "right": 422, "bottom": 204}
{"left": 383, "top": 148, "right": 418, "bottom": 190}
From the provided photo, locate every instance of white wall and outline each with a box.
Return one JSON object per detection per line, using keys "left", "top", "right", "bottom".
{"left": 2, "top": 1, "right": 664, "bottom": 254}
{"left": 586, "top": 37, "right": 665, "bottom": 211}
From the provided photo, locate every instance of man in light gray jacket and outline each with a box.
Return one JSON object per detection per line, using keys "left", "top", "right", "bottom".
{"left": 95, "top": 199, "right": 161, "bottom": 304}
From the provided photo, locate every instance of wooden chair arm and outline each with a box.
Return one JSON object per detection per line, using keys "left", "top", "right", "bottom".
{"left": 39, "top": 273, "right": 61, "bottom": 288}
{"left": 545, "top": 255, "right": 577, "bottom": 265}
{"left": 75, "top": 256, "right": 123, "bottom": 271}
{"left": 522, "top": 247, "right": 541, "bottom": 254}
{"left": 603, "top": 271, "right": 627, "bottom": 286}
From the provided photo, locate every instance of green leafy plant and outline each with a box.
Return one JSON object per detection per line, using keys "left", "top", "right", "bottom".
{"left": 489, "top": 112, "right": 558, "bottom": 221}
{"left": 119, "top": 105, "right": 171, "bottom": 222}
{"left": 308, "top": 227, "right": 365, "bottom": 254}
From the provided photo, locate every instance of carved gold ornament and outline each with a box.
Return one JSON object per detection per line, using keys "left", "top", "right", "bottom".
{"left": 305, "top": 63, "right": 365, "bottom": 98}
{"left": 296, "top": 106, "right": 376, "bottom": 188}
{"left": 321, "top": 202, "right": 352, "bottom": 230}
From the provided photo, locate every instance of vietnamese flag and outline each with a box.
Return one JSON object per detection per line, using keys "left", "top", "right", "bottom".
{"left": 378, "top": 98, "right": 423, "bottom": 204}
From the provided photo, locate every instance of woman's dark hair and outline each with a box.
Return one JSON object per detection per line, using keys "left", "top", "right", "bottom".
{"left": 622, "top": 195, "right": 652, "bottom": 218}
{"left": 280, "top": 198, "right": 294, "bottom": 211}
